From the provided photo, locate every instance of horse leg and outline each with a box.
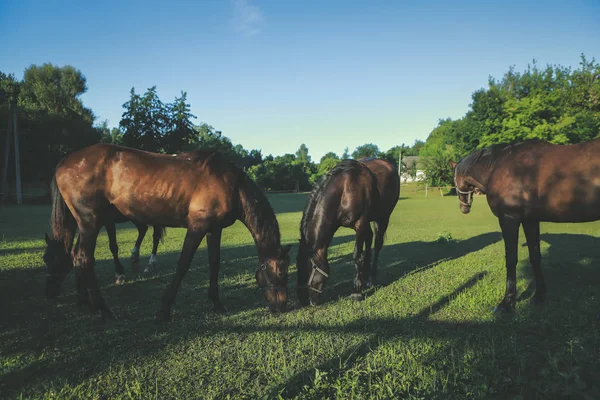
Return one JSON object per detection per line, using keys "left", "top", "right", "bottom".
{"left": 363, "top": 224, "right": 373, "bottom": 287}
{"left": 144, "top": 226, "right": 162, "bottom": 273}
{"left": 370, "top": 218, "right": 389, "bottom": 287}
{"left": 75, "top": 226, "right": 115, "bottom": 319}
{"left": 105, "top": 221, "right": 126, "bottom": 284}
{"left": 156, "top": 227, "right": 207, "bottom": 322}
{"left": 495, "top": 215, "right": 521, "bottom": 313}
{"left": 207, "top": 229, "right": 227, "bottom": 313}
{"left": 131, "top": 222, "right": 148, "bottom": 268}
{"left": 523, "top": 220, "right": 545, "bottom": 304}
{"left": 351, "top": 220, "right": 371, "bottom": 300}
{"left": 72, "top": 235, "right": 89, "bottom": 306}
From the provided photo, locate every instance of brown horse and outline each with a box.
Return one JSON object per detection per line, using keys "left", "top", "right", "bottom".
{"left": 43, "top": 144, "right": 291, "bottom": 320}
{"left": 296, "top": 158, "right": 399, "bottom": 306}
{"left": 451, "top": 138, "right": 600, "bottom": 313}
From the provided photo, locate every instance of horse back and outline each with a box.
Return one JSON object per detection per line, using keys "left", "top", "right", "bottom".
{"left": 335, "top": 163, "right": 380, "bottom": 227}
{"left": 487, "top": 139, "right": 600, "bottom": 221}
{"left": 360, "top": 158, "right": 400, "bottom": 214}
{"left": 54, "top": 144, "right": 240, "bottom": 228}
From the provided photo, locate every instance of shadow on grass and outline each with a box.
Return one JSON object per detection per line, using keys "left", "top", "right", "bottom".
{"left": 1, "top": 232, "right": 599, "bottom": 398}
{"left": 316, "top": 231, "right": 503, "bottom": 304}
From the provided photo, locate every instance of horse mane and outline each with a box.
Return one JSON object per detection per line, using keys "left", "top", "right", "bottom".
{"left": 456, "top": 139, "right": 542, "bottom": 176}
{"left": 300, "top": 159, "right": 360, "bottom": 243}
{"left": 239, "top": 172, "right": 281, "bottom": 254}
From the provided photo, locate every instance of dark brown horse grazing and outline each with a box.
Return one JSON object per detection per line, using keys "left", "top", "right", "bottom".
{"left": 451, "top": 138, "right": 600, "bottom": 313}
{"left": 44, "top": 143, "right": 291, "bottom": 320}
{"left": 297, "top": 158, "right": 399, "bottom": 306}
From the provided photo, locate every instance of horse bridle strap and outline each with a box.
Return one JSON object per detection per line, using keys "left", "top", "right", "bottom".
{"left": 304, "top": 259, "right": 329, "bottom": 293}
{"left": 259, "top": 264, "right": 286, "bottom": 292}
{"left": 455, "top": 187, "right": 475, "bottom": 207}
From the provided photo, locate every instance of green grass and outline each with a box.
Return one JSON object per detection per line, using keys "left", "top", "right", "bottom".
{"left": 1, "top": 188, "right": 599, "bottom": 399}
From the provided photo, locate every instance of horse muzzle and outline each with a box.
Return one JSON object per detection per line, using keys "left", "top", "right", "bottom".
{"left": 265, "top": 288, "right": 287, "bottom": 313}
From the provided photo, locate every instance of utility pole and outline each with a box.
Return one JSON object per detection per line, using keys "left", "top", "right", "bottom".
{"left": 1, "top": 99, "right": 22, "bottom": 204}
{"left": 398, "top": 150, "right": 403, "bottom": 177}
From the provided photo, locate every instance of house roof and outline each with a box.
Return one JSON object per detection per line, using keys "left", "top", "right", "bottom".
{"left": 402, "top": 156, "right": 422, "bottom": 168}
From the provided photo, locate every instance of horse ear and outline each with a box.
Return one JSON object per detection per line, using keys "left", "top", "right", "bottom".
{"left": 449, "top": 160, "right": 457, "bottom": 169}
{"left": 44, "top": 232, "right": 51, "bottom": 244}
{"left": 280, "top": 244, "right": 292, "bottom": 256}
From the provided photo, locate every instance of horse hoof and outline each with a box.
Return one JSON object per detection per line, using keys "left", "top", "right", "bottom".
{"left": 350, "top": 293, "right": 364, "bottom": 301}
{"left": 115, "top": 275, "right": 126, "bottom": 285}
{"left": 493, "top": 303, "right": 514, "bottom": 314}
{"left": 213, "top": 304, "right": 229, "bottom": 314}
{"left": 144, "top": 263, "right": 158, "bottom": 274}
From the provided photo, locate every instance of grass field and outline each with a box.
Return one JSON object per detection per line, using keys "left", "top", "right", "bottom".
{"left": 1, "top": 186, "right": 599, "bottom": 399}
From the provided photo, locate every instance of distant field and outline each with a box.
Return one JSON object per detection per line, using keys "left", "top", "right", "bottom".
{"left": 1, "top": 188, "right": 599, "bottom": 399}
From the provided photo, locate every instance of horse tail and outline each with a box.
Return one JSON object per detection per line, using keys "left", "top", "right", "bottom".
{"left": 50, "top": 175, "right": 77, "bottom": 251}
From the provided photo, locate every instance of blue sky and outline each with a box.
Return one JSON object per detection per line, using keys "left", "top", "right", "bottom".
{"left": 1, "top": 0, "right": 599, "bottom": 160}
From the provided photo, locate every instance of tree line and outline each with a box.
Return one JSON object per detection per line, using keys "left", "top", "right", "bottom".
{"left": 0, "top": 63, "right": 421, "bottom": 192}
{"left": 3, "top": 55, "right": 598, "bottom": 193}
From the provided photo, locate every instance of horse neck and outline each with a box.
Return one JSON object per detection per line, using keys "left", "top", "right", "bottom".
{"left": 299, "top": 196, "right": 336, "bottom": 262}
{"left": 468, "top": 154, "right": 495, "bottom": 191}
{"left": 238, "top": 178, "right": 281, "bottom": 259}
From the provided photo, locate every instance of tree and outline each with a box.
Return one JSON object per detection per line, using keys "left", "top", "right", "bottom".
{"left": 162, "top": 91, "right": 197, "bottom": 153}
{"left": 2, "top": 64, "right": 100, "bottom": 182}
{"left": 352, "top": 143, "right": 380, "bottom": 159}
{"left": 310, "top": 152, "right": 340, "bottom": 184}
{"left": 120, "top": 87, "right": 169, "bottom": 153}
{"left": 20, "top": 63, "right": 92, "bottom": 119}
{"left": 420, "top": 143, "right": 457, "bottom": 186}
{"left": 341, "top": 147, "right": 350, "bottom": 159}
{"left": 295, "top": 143, "right": 311, "bottom": 164}
{"left": 98, "top": 120, "right": 123, "bottom": 145}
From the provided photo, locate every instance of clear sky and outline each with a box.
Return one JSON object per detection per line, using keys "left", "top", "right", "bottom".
{"left": 1, "top": 0, "right": 599, "bottom": 160}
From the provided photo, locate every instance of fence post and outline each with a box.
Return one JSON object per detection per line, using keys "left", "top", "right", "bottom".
{"left": 425, "top": 183, "right": 428, "bottom": 198}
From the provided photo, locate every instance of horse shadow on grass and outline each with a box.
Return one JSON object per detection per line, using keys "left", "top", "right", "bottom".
{"left": 308, "top": 231, "right": 502, "bottom": 306}
{"left": 264, "top": 229, "right": 600, "bottom": 397}
{"left": 2, "top": 232, "right": 599, "bottom": 398}
{"left": 261, "top": 232, "right": 599, "bottom": 398}
{"left": 0, "top": 232, "right": 498, "bottom": 396}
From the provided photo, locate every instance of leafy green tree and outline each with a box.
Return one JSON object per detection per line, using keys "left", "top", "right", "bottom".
{"left": 120, "top": 87, "right": 169, "bottom": 152}
{"left": 20, "top": 63, "right": 92, "bottom": 119}
{"left": 98, "top": 120, "right": 123, "bottom": 145}
{"left": 310, "top": 152, "right": 340, "bottom": 184}
{"left": 295, "top": 143, "right": 311, "bottom": 164}
{"left": 341, "top": 147, "right": 350, "bottom": 159}
{"left": 1, "top": 64, "right": 100, "bottom": 182}
{"left": 162, "top": 91, "right": 197, "bottom": 153}
{"left": 352, "top": 143, "right": 380, "bottom": 159}
{"left": 420, "top": 144, "right": 457, "bottom": 186}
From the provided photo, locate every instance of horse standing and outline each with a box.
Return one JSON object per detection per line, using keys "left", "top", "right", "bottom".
{"left": 451, "top": 138, "right": 600, "bottom": 313}
{"left": 43, "top": 144, "right": 291, "bottom": 320}
{"left": 296, "top": 158, "right": 399, "bottom": 306}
